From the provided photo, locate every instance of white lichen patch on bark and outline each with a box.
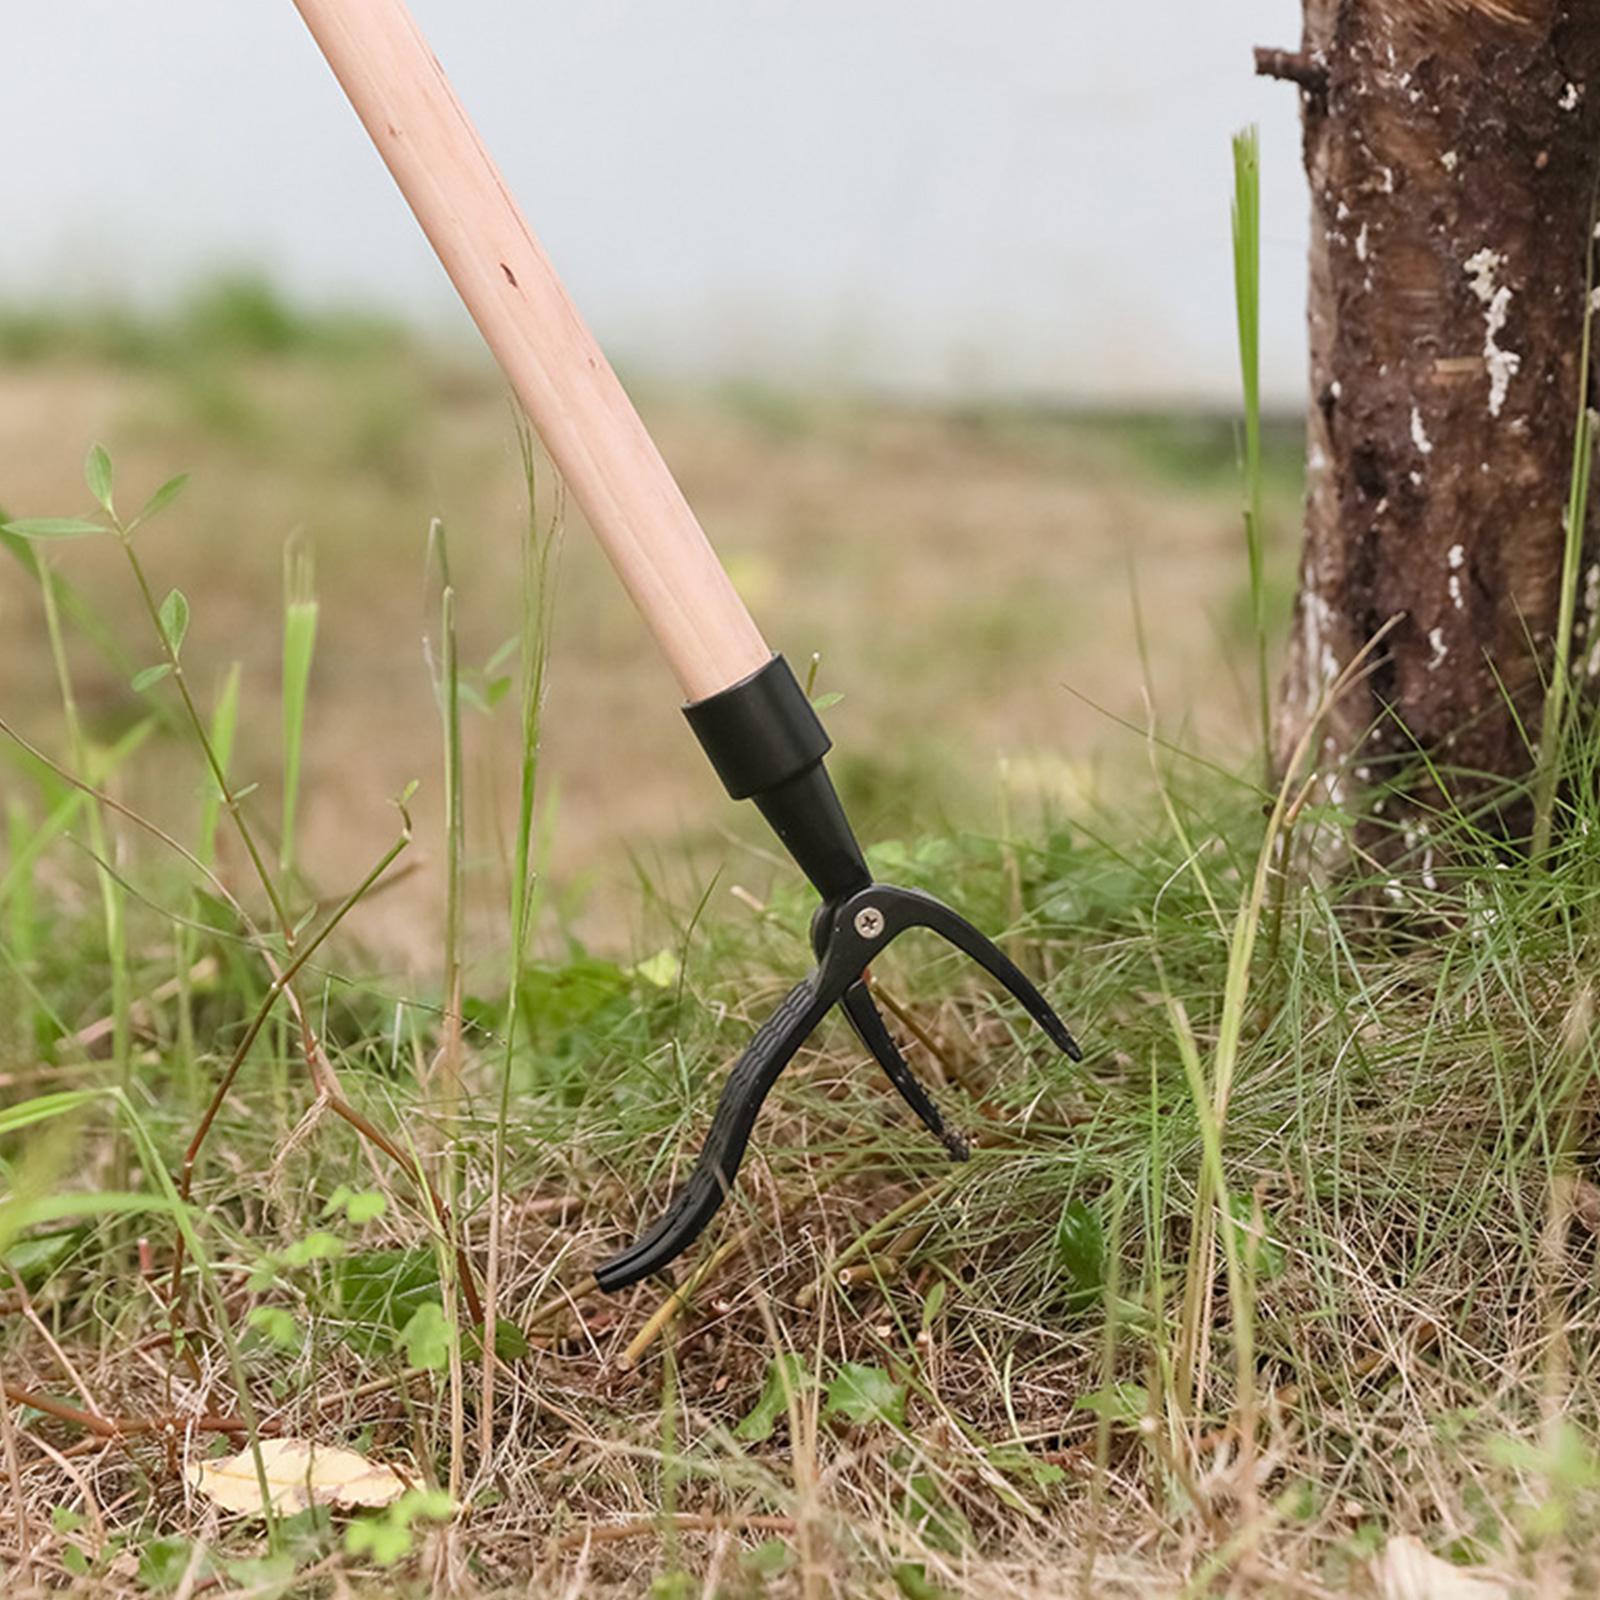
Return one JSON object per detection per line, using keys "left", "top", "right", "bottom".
{"left": 1581, "top": 566, "right": 1600, "bottom": 675}
{"left": 1411, "top": 406, "right": 1434, "bottom": 455}
{"left": 1463, "top": 248, "right": 1521, "bottom": 417}
{"left": 1297, "top": 587, "right": 1342, "bottom": 711}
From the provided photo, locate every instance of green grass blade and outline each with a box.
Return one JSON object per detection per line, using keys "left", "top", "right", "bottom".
{"left": 279, "top": 538, "right": 318, "bottom": 876}
{"left": 1532, "top": 177, "right": 1600, "bottom": 856}
{"left": 38, "top": 560, "right": 131, "bottom": 1109}
{"left": 200, "top": 662, "right": 242, "bottom": 870}
{"left": 1231, "top": 125, "right": 1270, "bottom": 779}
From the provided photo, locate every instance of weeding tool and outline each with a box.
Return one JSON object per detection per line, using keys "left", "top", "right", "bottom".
{"left": 291, "top": 0, "right": 1082, "bottom": 1291}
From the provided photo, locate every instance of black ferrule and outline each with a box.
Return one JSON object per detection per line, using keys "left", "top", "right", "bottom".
{"left": 684, "top": 654, "right": 829, "bottom": 799}
{"left": 685, "top": 655, "right": 870, "bottom": 903}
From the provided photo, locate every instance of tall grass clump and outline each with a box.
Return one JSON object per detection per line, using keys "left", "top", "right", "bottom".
{"left": 479, "top": 419, "right": 562, "bottom": 1470}
{"left": 0, "top": 447, "right": 490, "bottom": 1344}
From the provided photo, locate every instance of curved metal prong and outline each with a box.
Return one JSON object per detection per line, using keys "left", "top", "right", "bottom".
{"left": 840, "top": 980, "right": 967, "bottom": 1160}
{"left": 593, "top": 882, "right": 1081, "bottom": 1294}
{"left": 595, "top": 970, "right": 840, "bottom": 1292}
{"left": 877, "top": 885, "right": 1083, "bottom": 1061}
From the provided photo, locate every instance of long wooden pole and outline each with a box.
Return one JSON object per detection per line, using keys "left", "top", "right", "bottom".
{"left": 290, "top": 0, "right": 772, "bottom": 703}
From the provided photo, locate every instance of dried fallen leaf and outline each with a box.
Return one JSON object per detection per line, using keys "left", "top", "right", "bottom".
{"left": 189, "top": 1438, "right": 408, "bottom": 1515}
{"left": 1371, "top": 1536, "right": 1509, "bottom": 1600}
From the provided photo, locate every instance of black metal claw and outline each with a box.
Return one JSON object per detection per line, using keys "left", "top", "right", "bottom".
{"left": 592, "top": 970, "right": 834, "bottom": 1292}
{"left": 594, "top": 882, "right": 1077, "bottom": 1292}
{"left": 593, "top": 655, "right": 1082, "bottom": 1293}
{"left": 877, "top": 884, "right": 1083, "bottom": 1063}
{"left": 840, "top": 979, "right": 968, "bottom": 1161}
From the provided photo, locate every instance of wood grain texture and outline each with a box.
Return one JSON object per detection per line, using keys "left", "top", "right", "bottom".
{"left": 291, "top": 0, "right": 771, "bottom": 701}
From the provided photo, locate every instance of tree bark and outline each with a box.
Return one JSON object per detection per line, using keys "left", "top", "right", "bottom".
{"left": 1269, "top": 1, "right": 1600, "bottom": 825}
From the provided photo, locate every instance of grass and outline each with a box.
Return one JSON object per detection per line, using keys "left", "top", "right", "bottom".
{"left": 6, "top": 288, "right": 1600, "bottom": 1597}
{"left": 279, "top": 540, "right": 319, "bottom": 880}
{"left": 1231, "top": 125, "right": 1270, "bottom": 781}
{"left": 3, "top": 489, "right": 1600, "bottom": 1600}
{"left": 10, "top": 667, "right": 1600, "bottom": 1593}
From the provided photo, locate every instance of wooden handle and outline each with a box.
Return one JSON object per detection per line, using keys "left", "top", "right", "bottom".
{"left": 291, "top": 0, "right": 771, "bottom": 702}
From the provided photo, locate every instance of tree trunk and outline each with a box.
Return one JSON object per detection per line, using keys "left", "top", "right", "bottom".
{"left": 1268, "top": 1, "right": 1600, "bottom": 826}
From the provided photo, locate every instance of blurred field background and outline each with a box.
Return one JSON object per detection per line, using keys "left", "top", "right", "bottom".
{"left": 0, "top": 278, "right": 1302, "bottom": 972}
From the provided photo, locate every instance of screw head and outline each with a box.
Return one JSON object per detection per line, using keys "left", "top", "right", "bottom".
{"left": 854, "top": 906, "right": 886, "bottom": 941}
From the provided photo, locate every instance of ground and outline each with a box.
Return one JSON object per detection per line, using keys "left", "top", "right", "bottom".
{"left": 8, "top": 287, "right": 1598, "bottom": 1598}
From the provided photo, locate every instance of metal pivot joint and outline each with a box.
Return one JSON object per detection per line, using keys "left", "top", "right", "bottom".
{"left": 594, "top": 655, "right": 1083, "bottom": 1293}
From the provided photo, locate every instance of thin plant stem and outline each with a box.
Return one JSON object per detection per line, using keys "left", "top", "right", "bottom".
{"left": 431, "top": 547, "right": 467, "bottom": 1501}
{"left": 1532, "top": 174, "right": 1600, "bottom": 858}
{"left": 39, "top": 562, "right": 132, "bottom": 1142}
{"left": 436, "top": 576, "right": 465, "bottom": 1136}
{"left": 480, "top": 425, "right": 561, "bottom": 1467}
{"left": 112, "top": 526, "right": 293, "bottom": 938}
{"left": 179, "top": 663, "right": 241, "bottom": 1106}
{"left": 279, "top": 537, "right": 318, "bottom": 877}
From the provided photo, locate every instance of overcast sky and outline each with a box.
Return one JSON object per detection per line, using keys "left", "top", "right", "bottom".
{"left": 4, "top": 3, "right": 1308, "bottom": 404}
